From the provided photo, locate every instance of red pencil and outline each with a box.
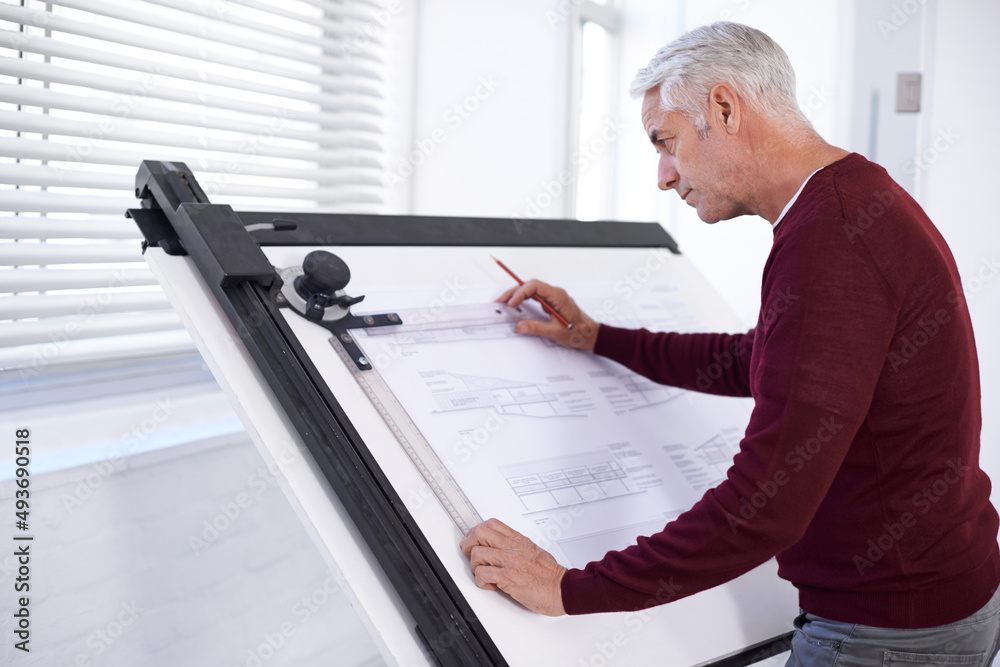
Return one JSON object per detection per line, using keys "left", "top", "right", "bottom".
{"left": 491, "top": 256, "right": 573, "bottom": 330}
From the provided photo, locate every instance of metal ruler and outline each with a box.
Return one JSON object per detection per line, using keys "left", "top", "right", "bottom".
{"left": 362, "top": 302, "right": 532, "bottom": 342}
{"left": 328, "top": 303, "right": 533, "bottom": 534}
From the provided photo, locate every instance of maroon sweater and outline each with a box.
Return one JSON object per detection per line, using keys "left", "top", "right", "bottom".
{"left": 561, "top": 153, "right": 1000, "bottom": 627}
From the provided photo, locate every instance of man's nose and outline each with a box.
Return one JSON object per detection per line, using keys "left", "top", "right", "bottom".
{"left": 658, "top": 153, "right": 679, "bottom": 191}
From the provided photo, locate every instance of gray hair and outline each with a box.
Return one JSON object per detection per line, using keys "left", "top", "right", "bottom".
{"left": 630, "top": 22, "right": 809, "bottom": 136}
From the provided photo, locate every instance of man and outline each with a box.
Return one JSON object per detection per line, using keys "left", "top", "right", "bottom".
{"left": 461, "top": 21, "right": 1000, "bottom": 664}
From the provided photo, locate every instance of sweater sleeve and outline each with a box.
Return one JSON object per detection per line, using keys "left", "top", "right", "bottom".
{"left": 562, "top": 208, "right": 899, "bottom": 614}
{"left": 593, "top": 325, "right": 754, "bottom": 397}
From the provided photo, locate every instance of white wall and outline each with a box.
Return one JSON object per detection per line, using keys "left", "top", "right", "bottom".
{"left": 610, "top": 2, "right": 681, "bottom": 228}
{"left": 845, "top": 0, "right": 923, "bottom": 195}
{"left": 918, "top": 0, "right": 1000, "bottom": 501}
{"left": 387, "top": 0, "right": 574, "bottom": 219}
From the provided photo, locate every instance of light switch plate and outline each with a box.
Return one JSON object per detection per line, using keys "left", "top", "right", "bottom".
{"left": 897, "top": 72, "right": 922, "bottom": 112}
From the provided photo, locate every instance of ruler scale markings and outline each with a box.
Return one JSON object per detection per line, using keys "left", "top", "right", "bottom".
{"left": 330, "top": 336, "right": 483, "bottom": 534}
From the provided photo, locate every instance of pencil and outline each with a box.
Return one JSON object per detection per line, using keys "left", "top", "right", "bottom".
{"left": 491, "top": 256, "right": 574, "bottom": 330}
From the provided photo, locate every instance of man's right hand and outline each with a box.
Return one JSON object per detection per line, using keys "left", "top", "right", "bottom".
{"left": 498, "top": 279, "right": 600, "bottom": 351}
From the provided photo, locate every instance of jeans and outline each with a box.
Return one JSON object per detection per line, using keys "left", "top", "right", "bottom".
{"left": 786, "top": 585, "right": 1000, "bottom": 667}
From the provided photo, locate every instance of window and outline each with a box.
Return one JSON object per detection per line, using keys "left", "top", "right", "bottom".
{"left": 572, "top": 1, "right": 618, "bottom": 221}
{"left": 0, "top": 0, "right": 389, "bottom": 380}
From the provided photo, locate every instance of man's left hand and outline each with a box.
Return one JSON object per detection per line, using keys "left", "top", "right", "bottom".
{"left": 460, "top": 518, "right": 568, "bottom": 616}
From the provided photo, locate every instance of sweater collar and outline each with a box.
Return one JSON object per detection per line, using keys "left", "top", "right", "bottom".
{"left": 772, "top": 167, "right": 822, "bottom": 231}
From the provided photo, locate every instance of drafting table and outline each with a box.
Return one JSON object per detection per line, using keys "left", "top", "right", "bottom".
{"left": 127, "top": 161, "right": 797, "bottom": 667}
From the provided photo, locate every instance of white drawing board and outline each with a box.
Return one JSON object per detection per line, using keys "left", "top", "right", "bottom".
{"left": 147, "top": 239, "right": 798, "bottom": 667}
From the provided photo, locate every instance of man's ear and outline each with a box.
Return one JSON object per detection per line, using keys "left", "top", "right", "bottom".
{"left": 709, "top": 83, "right": 741, "bottom": 135}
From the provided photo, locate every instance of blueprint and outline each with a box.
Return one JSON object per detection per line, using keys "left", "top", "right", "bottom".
{"left": 350, "top": 283, "right": 753, "bottom": 569}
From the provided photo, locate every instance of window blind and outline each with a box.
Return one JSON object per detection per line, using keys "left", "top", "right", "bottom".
{"left": 0, "top": 0, "right": 389, "bottom": 378}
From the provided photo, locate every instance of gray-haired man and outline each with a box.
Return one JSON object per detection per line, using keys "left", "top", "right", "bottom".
{"left": 462, "top": 22, "right": 1000, "bottom": 665}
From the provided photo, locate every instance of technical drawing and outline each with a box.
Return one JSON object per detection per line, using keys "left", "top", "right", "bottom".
{"left": 599, "top": 373, "right": 685, "bottom": 414}
{"left": 351, "top": 290, "right": 756, "bottom": 573}
{"left": 423, "top": 371, "right": 595, "bottom": 417}
{"left": 500, "top": 451, "right": 639, "bottom": 513}
{"left": 694, "top": 430, "right": 743, "bottom": 482}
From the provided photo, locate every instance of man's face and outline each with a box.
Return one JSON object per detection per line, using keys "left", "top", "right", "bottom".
{"left": 640, "top": 88, "right": 750, "bottom": 223}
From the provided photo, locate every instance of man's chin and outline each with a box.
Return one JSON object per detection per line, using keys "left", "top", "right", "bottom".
{"left": 695, "top": 208, "right": 723, "bottom": 224}
{"left": 696, "top": 205, "right": 747, "bottom": 225}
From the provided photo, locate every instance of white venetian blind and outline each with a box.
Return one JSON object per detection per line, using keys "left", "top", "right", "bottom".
{"left": 0, "top": 0, "right": 388, "bottom": 377}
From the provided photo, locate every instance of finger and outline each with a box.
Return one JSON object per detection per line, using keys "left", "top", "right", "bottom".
{"left": 468, "top": 541, "right": 521, "bottom": 573}
{"left": 504, "top": 279, "right": 546, "bottom": 308}
{"left": 478, "top": 517, "right": 522, "bottom": 540}
{"left": 460, "top": 528, "right": 488, "bottom": 556}
{"left": 527, "top": 281, "right": 569, "bottom": 308}
{"left": 460, "top": 520, "right": 513, "bottom": 556}
{"left": 473, "top": 564, "right": 504, "bottom": 591}
{"left": 515, "top": 317, "right": 569, "bottom": 340}
{"left": 468, "top": 544, "right": 504, "bottom": 572}
{"left": 496, "top": 286, "right": 518, "bottom": 303}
